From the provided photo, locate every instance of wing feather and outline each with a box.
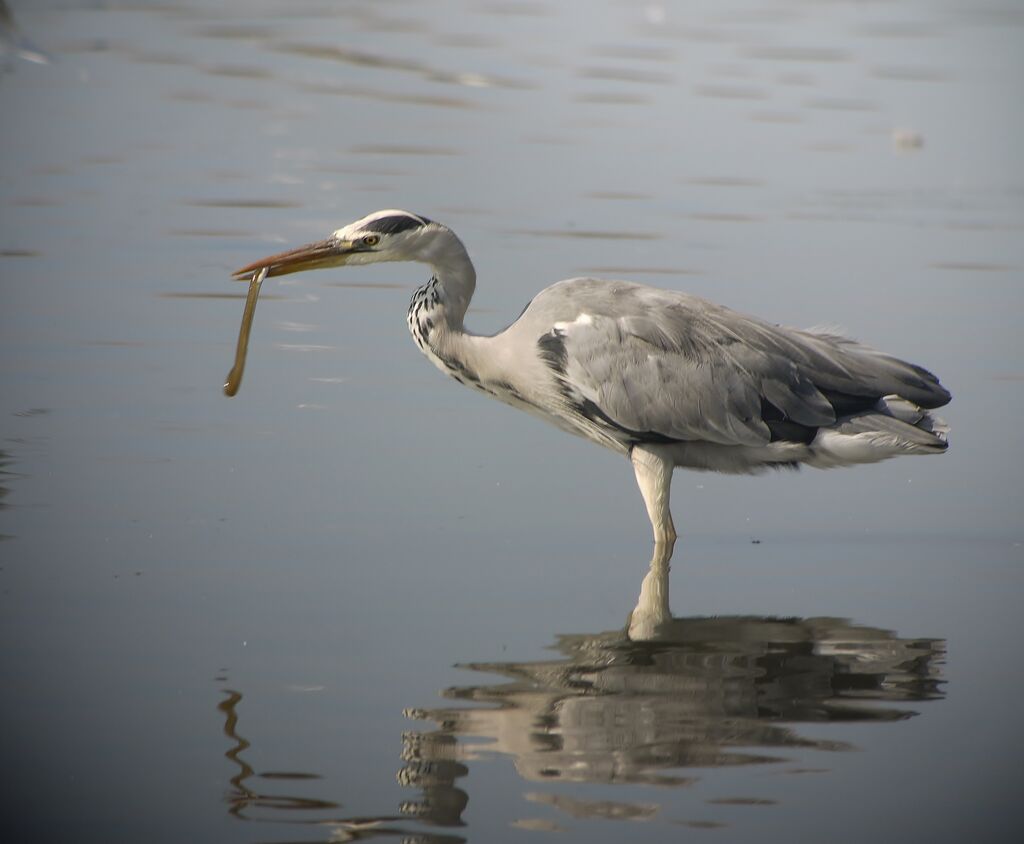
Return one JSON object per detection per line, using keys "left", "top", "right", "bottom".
{"left": 527, "top": 279, "right": 949, "bottom": 448}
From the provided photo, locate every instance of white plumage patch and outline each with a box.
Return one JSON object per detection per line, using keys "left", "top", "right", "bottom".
{"left": 811, "top": 430, "right": 908, "bottom": 466}
{"left": 552, "top": 313, "right": 594, "bottom": 332}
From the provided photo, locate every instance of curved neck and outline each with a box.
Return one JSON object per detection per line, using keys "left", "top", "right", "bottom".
{"left": 423, "top": 234, "right": 476, "bottom": 330}
{"left": 407, "top": 234, "right": 478, "bottom": 376}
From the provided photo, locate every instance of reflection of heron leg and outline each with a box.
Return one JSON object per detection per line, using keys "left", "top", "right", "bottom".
{"left": 631, "top": 445, "right": 677, "bottom": 543}
{"left": 397, "top": 730, "right": 469, "bottom": 826}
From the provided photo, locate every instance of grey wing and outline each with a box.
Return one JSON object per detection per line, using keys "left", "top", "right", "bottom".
{"left": 532, "top": 280, "right": 950, "bottom": 448}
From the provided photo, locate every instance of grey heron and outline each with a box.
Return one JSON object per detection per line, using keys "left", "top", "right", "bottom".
{"left": 232, "top": 209, "right": 950, "bottom": 544}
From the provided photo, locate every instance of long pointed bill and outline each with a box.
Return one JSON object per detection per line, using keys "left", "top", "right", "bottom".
{"left": 231, "top": 238, "right": 353, "bottom": 281}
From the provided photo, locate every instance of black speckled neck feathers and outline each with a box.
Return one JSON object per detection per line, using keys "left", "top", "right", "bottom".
{"left": 407, "top": 276, "right": 442, "bottom": 355}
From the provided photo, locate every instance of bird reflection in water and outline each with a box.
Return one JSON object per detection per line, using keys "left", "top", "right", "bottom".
{"left": 401, "top": 543, "right": 945, "bottom": 826}
{"left": 217, "top": 545, "right": 944, "bottom": 837}
{"left": 217, "top": 688, "right": 466, "bottom": 842}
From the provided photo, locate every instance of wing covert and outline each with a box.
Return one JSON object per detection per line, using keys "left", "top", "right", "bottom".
{"left": 524, "top": 276, "right": 946, "bottom": 448}
{"left": 528, "top": 280, "right": 946, "bottom": 449}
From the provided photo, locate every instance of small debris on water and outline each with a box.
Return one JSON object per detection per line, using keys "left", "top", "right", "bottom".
{"left": 892, "top": 128, "right": 924, "bottom": 150}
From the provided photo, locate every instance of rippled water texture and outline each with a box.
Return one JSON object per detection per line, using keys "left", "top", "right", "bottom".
{"left": 1, "top": 1, "right": 1022, "bottom": 842}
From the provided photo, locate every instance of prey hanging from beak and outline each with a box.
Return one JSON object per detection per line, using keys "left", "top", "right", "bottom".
{"left": 224, "top": 237, "right": 362, "bottom": 396}
{"left": 223, "top": 266, "right": 267, "bottom": 396}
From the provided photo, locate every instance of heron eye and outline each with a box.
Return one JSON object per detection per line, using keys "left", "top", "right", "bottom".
{"left": 362, "top": 235, "right": 380, "bottom": 247}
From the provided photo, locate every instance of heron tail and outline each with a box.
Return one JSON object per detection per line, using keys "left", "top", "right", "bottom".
{"left": 807, "top": 394, "right": 949, "bottom": 469}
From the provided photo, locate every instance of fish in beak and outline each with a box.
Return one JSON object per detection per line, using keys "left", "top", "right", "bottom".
{"left": 222, "top": 237, "right": 350, "bottom": 395}
{"left": 231, "top": 237, "right": 355, "bottom": 281}
{"left": 224, "top": 235, "right": 365, "bottom": 395}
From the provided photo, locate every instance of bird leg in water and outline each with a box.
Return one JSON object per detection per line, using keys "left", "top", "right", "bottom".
{"left": 628, "top": 543, "right": 673, "bottom": 640}
{"left": 223, "top": 266, "right": 268, "bottom": 397}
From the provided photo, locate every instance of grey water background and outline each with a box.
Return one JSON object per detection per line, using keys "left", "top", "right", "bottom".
{"left": 1, "top": 0, "right": 1022, "bottom": 841}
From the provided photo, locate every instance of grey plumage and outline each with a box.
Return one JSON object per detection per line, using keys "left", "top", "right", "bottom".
{"left": 233, "top": 209, "right": 950, "bottom": 544}
{"left": 511, "top": 278, "right": 948, "bottom": 457}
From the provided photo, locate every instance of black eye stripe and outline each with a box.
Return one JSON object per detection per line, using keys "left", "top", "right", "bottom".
{"left": 362, "top": 214, "right": 432, "bottom": 235}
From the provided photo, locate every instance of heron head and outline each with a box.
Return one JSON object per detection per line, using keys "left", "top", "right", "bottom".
{"left": 232, "top": 209, "right": 449, "bottom": 280}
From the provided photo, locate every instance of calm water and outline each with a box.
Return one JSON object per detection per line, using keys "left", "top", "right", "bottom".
{"left": 2, "top": 1, "right": 1022, "bottom": 841}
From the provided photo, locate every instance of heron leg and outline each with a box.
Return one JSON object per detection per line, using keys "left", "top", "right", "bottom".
{"left": 630, "top": 445, "right": 677, "bottom": 544}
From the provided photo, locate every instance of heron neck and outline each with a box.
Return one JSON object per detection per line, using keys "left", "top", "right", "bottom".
{"left": 427, "top": 244, "right": 476, "bottom": 330}
{"left": 406, "top": 233, "right": 482, "bottom": 379}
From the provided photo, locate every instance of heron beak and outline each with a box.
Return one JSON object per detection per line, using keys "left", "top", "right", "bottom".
{"left": 231, "top": 238, "right": 355, "bottom": 281}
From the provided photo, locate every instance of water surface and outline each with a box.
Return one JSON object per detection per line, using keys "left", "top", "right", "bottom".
{"left": 1, "top": 1, "right": 1022, "bottom": 842}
